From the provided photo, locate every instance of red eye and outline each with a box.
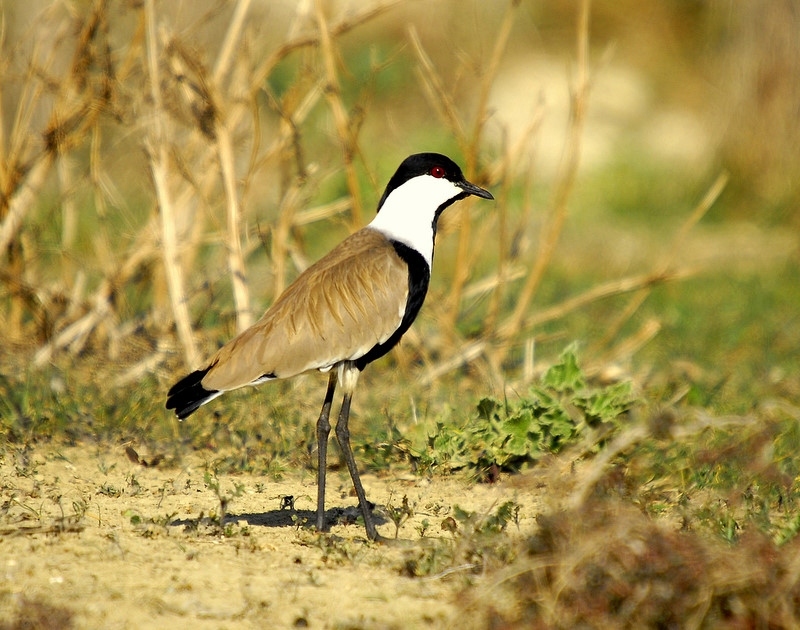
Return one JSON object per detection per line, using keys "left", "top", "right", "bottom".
{"left": 430, "top": 166, "right": 445, "bottom": 178}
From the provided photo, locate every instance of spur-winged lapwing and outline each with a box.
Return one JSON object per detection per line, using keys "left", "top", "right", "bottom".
{"left": 166, "top": 153, "right": 493, "bottom": 540}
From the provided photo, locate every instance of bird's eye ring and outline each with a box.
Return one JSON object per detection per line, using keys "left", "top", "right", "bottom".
{"left": 430, "top": 166, "right": 445, "bottom": 179}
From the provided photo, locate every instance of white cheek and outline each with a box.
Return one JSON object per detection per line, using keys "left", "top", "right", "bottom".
{"left": 368, "top": 176, "right": 461, "bottom": 265}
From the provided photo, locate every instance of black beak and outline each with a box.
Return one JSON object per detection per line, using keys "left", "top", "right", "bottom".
{"left": 458, "top": 179, "right": 494, "bottom": 200}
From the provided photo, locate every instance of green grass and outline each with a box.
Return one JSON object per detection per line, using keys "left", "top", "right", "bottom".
{"left": 637, "top": 264, "right": 800, "bottom": 410}
{"left": 405, "top": 348, "right": 637, "bottom": 477}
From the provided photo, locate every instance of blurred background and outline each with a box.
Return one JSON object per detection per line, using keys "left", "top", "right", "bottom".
{"left": 1, "top": 0, "right": 798, "bottom": 436}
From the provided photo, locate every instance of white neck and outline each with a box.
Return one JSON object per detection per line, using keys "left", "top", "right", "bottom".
{"left": 367, "top": 175, "right": 463, "bottom": 266}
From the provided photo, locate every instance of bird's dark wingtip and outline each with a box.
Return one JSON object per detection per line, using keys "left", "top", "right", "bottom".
{"left": 166, "top": 366, "right": 219, "bottom": 419}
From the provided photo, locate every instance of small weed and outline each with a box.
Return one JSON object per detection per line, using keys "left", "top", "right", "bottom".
{"left": 384, "top": 494, "right": 415, "bottom": 539}
{"left": 126, "top": 473, "right": 142, "bottom": 496}
{"left": 13, "top": 450, "right": 42, "bottom": 479}
{"left": 296, "top": 531, "right": 363, "bottom": 566}
{"left": 203, "top": 469, "right": 245, "bottom": 529}
{"left": 69, "top": 498, "right": 89, "bottom": 522}
{"left": 97, "top": 460, "right": 116, "bottom": 475}
{"left": 156, "top": 481, "right": 172, "bottom": 509}
{"left": 97, "top": 483, "right": 122, "bottom": 498}
{"left": 223, "top": 521, "right": 251, "bottom": 538}
{"left": 124, "top": 509, "right": 178, "bottom": 538}
{"left": 401, "top": 501, "right": 522, "bottom": 578}
{"left": 416, "top": 518, "right": 431, "bottom": 538}
{"left": 424, "top": 502, "right": 451, "bottom": 517}
{"left": 291, "top": 512, "right": 310, "bottom": 531}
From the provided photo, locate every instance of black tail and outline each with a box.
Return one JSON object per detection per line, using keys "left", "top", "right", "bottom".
{"left": 166, "top": 366, "right": 219, "bottom": 419}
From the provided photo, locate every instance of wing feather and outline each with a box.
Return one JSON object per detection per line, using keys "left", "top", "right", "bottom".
{"left": 201, "top": 228, "right": 408, "bottom": 392}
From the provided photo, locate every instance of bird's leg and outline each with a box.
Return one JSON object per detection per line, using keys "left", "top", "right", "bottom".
{"left": 315, "top": 370, "right": 337, "bottom": 532}
{"left": 334, "top": 362, "right": 380, "bottom": 541}
{"left": 336, "top": 393, "right": 379, "bottom": 540}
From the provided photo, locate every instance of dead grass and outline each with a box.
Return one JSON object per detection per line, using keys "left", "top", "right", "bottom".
{"left": 0, "top": 596, "right": 75, "bottom": 630}
{"left": 451, "top": 405, "right": 800, "bottom": 628}
{"left": 0, "top": 0, "right": 731, "bottom": 390}
{"left": 456, "top": 497, "right": 800, "bottom": 629}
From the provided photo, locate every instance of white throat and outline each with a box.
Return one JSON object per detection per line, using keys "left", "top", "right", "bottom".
{"left": 368, "top": 175, "right": 463, "bottom": 266}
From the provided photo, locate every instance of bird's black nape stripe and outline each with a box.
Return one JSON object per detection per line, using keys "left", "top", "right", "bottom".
{"left": 166, "top": 365, "right": 219, "bottom": 420}
{"left": 355, "top": 241, "right": 431, "bottom": 370}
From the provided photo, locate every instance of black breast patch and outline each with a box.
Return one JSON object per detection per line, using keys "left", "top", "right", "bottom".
{"left": 354, "top": 241, "right": 431, "bottom": 370}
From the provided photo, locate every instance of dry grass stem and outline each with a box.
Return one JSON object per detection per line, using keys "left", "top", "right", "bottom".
{"left": 0, "top": 156, "right": 53, "bottom": 260}
{"left": 485, "top": 109, "right": 545, "bottom": 332}
{"left": 497, "top": 0, "right": 592, "bottom": 347}
{"left": 217, "top": 125, "right": 253, "bottom": 331}
{"left": 527, "top": 268, "right": 694, "bottom": 331}
{"left": 445, "top": 1, "right": 520, "bottom": 335}
{"left": 32, "top": 297, "right": 111, "bottom": 367}
{"left": 408, "top": 26, "right": 470, "bottom": 334}
{"left": 33, "top": 218, "right": 160, "bottom": 366}
{"left": 212, "top": 0, "right": 253, "bottom": 85}
{"left": 596, "top": 170, "right": 730, "bottom": 349}
{"left": 407, "top": 26, "right": 467, "bottom": 149}
{"left": 590, "top": 318, "right": 662, "bottom": 373}
{"left": 422, "top": 267, "right": 689, "bottom": 386}
{"left": 270, "top": 172, "right": 312, "bottom": 299}
{"left": 421, "top": 339, "right": 487, "bottom": 386}
{"left": 469, "top": 0, "right": 518, "bottom": 155}
{"left": 252, "top": 0, "right": 403, "bottom": 92}
{"left": 145, "top": 0, "right": 199, "bottom": 369}
{"left": 463, "top": 266, "right": 527, "bottom": 302}
{"left": 112, "top": 342, "right": 171, "bottom": 388}
{"left": 315, "top": 0, "right": 364, "bottom": 228}
{"left": 0, "top": 0, "right": 732, "bottom": 400}
{"left": 663, "top": 171, "right": 731, "bottom": 266}
{"left": 293, "top": 197, "right": 350, "bottom": 226}
{"left": 195, "top": 1, "right": 257, "bottom": 336}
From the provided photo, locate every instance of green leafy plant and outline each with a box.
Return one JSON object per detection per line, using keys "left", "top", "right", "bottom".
{"left": 408, "top": 348, "right": 636, "bottom": 477}
{"left": 203, "top": 470, "right": 245, "bottom": 532}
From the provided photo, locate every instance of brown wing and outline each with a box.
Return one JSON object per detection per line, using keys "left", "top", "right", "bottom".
{"left": 201, "top": 228, "right": 408, "bottom": 392}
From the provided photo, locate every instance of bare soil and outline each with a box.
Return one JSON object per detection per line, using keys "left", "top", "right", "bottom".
{"left": 0, "top": 444, "right": 542, "bottom": 629}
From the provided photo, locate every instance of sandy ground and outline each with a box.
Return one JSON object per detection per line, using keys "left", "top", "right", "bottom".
{"left": 0, "top": 444, "right": 542, "bottom": 629}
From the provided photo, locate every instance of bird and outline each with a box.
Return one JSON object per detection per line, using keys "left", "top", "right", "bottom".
{"left": 166, "top": 152, "right": 493, "bottom": 541}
